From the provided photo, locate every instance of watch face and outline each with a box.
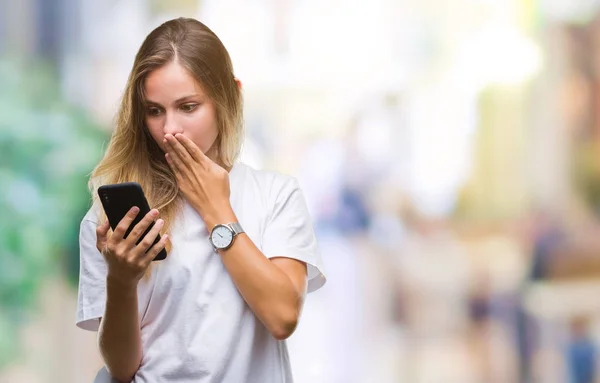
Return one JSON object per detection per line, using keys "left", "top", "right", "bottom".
{"left": 211, "top": 225, "right": 234, "bottom": 249}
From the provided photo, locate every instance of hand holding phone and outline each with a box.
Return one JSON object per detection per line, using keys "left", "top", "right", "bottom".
{"left": 96, "top": 183, "right": 168, "bottom": 283}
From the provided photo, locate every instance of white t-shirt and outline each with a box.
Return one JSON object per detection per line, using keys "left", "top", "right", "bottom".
{"left": 76, "top": 162, "right": 326, "bottom": 383}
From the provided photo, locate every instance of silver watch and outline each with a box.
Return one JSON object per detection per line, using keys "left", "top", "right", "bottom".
{"left": 209, "top": 222, "right": 244, "bottom": 250}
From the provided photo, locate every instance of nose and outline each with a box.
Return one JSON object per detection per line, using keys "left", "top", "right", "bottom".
{"left": 163, "top": 113, "right": 183, "bottom": 136}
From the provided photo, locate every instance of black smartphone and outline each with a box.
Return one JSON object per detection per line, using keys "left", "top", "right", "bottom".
{"left": 97, "top": 182, "right": 167, "bottom": 261}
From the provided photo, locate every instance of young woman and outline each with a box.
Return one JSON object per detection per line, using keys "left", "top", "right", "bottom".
{"left": 76, "top": 17, "right": 326, "bottom": 383}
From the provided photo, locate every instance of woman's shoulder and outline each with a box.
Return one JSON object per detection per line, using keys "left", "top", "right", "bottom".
{"left": 81, "top": 200, "right": 102, "bottom": 225}
{"left": 81, "top": 177, "right": 106, "bottom": 224}
{"left": 235, "top": 162, "right": 298, "bottom": 197}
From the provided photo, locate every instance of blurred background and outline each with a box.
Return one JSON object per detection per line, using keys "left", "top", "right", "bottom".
{"left": 5, "top": 0, "right": 600, "bottom": 382}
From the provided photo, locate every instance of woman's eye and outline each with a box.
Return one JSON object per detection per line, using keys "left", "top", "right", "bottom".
{"left": 147, "top": 107, "right": 162, "bottom": 117}
{"left": 181, "top": 104, "right": 198, "bottom": 113}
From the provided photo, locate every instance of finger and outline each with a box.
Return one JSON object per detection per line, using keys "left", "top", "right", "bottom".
{"left": 175, "top": 133, "right": 206, "bottom": 164}
{"left": 96, "top": 220, "right": 110, "bottom": 238}
{"left": 96, "top": 221, "right": 110, "bottom": 251}
{"left": 135, "top": 218, "right": 165, "bottom": 255}
{"left": 125, "top": 209, "right": 159, "bottom": 247}
{"left": 165, "top": 134, "right": 193, "bottom": 168}
{"left": 165, "top": 153, "right": 186, "bottom": 185}
{"left": 164, "top": 139, "right": 188, "bottom": 173}
{"left": 142, "top": 234, "right": 169, "bottom": 263}
{"left": 113, "top": 207, "right": 140, "bottom": 240}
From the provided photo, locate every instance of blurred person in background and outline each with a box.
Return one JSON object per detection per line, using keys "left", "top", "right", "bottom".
{"left": 517, "top": 205, "right": 600, "bottom": 383}
{"left": 294, "top": 128, "right": 372, "bottom": 382}
{"left": 567, "top": 316, "right": 597, "bottom": 383}
{"left": 76, "top": 17, "right": 326, "bottom": 383}
{"left": 387, "top": 198, "right": 475, "bottom": 381}
{"left": 516, "top": 210, "right": 564, "bottom": 382}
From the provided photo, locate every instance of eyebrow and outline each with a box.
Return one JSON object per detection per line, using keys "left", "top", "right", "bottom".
{"left": 145, "top": 94, "right": 200, "bottom": 106}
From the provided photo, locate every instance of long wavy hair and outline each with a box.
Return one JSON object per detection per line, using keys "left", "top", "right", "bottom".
{"left": 88, "top": 18, "right": 244, "bottom": 256}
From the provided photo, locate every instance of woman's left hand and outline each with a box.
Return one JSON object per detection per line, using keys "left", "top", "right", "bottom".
{"left": 163, "top": 133, "right": 235, "bottom": 227}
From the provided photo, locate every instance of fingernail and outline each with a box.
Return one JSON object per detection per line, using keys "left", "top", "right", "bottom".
{"left": 157, "top": 219, "right": 164, "bottom": 225}
{"left": 132, "top": 206, "right": 140, "bottom": 213}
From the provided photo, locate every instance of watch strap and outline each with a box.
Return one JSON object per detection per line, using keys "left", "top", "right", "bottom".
{"left": 228, "top": 222, "right": 244, "bottom": 236}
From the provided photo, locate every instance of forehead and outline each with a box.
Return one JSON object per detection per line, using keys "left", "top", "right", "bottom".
{"left": 144, "top": 61, "right": 205, "bottom": 100}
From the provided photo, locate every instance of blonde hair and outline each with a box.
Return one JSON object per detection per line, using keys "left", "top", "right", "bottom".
{"left": 88, "top": 18, "right": 243, "bottom": 256}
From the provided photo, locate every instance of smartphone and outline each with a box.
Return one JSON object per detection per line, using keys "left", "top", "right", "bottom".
{"left": 97, "top": 182, "right": 167, "bottom": 261}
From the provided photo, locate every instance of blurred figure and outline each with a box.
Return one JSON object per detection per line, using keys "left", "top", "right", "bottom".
{"left": 517, "top": 211, "right": 565, "bottom": 383}
{"left": 294, "top": 131, "right": 372, "bottom": 382}
{"left": 566, "top": 316, "right": 597, "bottom": 383}
{"left": 467, "top": 271, "right": 495, "bottom": 382}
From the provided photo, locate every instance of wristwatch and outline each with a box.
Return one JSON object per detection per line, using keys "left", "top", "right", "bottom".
{"left": 209, "top": 222, "right": 244, "bottom": 250}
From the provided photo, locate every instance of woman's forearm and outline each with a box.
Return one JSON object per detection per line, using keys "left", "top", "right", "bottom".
{"left": 216, "top": 231, "right": 305, "bottom": 340}
{"left": 98, "top": 277, "right": 143, "bottom": 382}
